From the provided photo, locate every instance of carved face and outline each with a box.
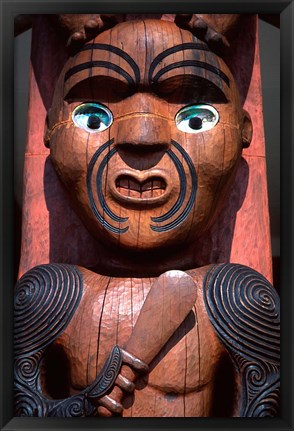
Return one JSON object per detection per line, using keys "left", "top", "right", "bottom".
{"left": 46, "top": 19, "right": 252, "bottom": 252}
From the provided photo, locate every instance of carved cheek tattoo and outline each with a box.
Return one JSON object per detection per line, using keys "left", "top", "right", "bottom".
{"left": 86, "top": 139, "right": 198, "bottom": 234}
{"left": 86, "top": 138, "right": 129, "bottom": 235}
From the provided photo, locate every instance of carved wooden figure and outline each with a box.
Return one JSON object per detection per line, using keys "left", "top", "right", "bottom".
{"left": 14, "top": 17, "right": 280, "bottom": 417}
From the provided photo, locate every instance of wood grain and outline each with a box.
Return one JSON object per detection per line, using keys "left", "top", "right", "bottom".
{"left": 15, "top": 16, "right": 278, "bottom": 418}
{"left": 97, "top": 270, "right": 197, "bottom": 415}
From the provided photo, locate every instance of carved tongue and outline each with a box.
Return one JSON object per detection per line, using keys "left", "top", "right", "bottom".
{"left": 116, "top": 176, "right": 166, "bottom": 198}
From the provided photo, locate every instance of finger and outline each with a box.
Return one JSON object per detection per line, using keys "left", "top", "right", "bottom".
{"left": 66, "top": 14, "right": 118, "bottom": 50}
{"left": 205, "top": 27, "right": 229, "bottom": 49}
{"left": 69, "top": 31, "right": 85, "bottom": 42}
{"left": 84, "top": 16, "right": 103, "bottom": 32}
{"left": 66, "top": 31, "right": 86, "bottom": 48}
{"left": 190, "top": 15, "right": 208, "bottom": 34}
{"left": 120, "top": 348, "right": 149, "bottom": 374}
{"left": 175, "top": 13, "right": 230, "bottom": 53}
{"left": 115, "top": 374, "right": 135, "bottom": 393}
{"left": 98, "top": 394, "right": 123, "bottom": 415}
{"left": 83, "top": 16, "right": 104, "bottom": 41}
{"left": 97, "top": 405, "right": 113, "bottom": 417}
{"left": 175, "top": 14, "right": 207, "bottom": 38}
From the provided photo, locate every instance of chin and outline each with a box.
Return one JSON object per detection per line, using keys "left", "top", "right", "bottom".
{"left": 101, "top": 229, "right": 188, "bottom": 255}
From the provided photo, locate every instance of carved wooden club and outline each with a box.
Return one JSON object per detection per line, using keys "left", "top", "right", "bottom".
{"left": 97, "top": 270, "right": 197, "bottom": 416}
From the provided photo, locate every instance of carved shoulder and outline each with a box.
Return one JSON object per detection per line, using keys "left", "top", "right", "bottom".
{"left": 202, "top": 263, "right": 280, "bottom": 417}
{"left": 14, "top": 263, "right": 84, "bottom": 359}
{"left": 14, "top": 264, "right": 134, "bottom": 417}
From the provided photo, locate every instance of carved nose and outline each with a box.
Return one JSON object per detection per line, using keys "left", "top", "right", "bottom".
{"left": 115, "top": 114, "right": 171, "bottom": 151}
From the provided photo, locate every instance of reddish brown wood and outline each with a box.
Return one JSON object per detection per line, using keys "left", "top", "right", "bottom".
{"left": 45, "top": 18, "right": 251, "bottom": 262}
{"left": 97, "top": 270, "right": 197, "bottom": 416}
{"left": 18, "top": 15, "right": 273, "bottom": 281}
{"left": 175, "top": 13, "right": 242, "bottom": 53}
{"left": 54, "top": 266, "right": 224, "bottom": 417}
{"left": 15, "top": 15, "right": 279, "bottom": 418}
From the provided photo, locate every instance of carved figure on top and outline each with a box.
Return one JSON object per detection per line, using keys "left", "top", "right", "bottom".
{"left": 14, "top": 17, "right": 280, "bottom": 417}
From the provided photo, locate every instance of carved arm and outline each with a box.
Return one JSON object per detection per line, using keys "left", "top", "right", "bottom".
{"left": 203, "top": 263, "right": 280, "bottom": 417}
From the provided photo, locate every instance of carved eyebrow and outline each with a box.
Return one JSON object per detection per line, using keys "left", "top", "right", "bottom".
{"left": 64, "top": 43, "right": 140, "bottom": 84}
{"left": 148, "top": 43, "right": 230, "bottom": 88}
{"left": 64, "top": 61, "right": 135, "bottom": 85}
{"left": 149, "top": 43, "right": 210, "bottom": 82}
{"left": 152, "top": 60, "right": 230, "bottom": 87}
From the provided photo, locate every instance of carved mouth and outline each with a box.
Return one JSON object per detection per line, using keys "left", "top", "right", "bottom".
{"left": 110, "top": 169, "right": 172, "bottom": 206}
{"left": 116, "top": 176, "right": 166, "bottom": 199}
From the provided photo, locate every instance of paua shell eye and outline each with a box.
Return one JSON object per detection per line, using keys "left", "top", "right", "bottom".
{"left": 72, "top": 103, "right": 113, "bottom": 133}
{"left": 175, "top": 104, "right": 219, "bottom": 134}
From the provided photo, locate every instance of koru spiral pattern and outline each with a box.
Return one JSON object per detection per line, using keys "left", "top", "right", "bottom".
{"left": 203, "top": 263, "right": 280, "bottom": 417}
{"left": 14, "top": 264, "right": 83, "bottom": 357}
{"left": 14, "top": 264, "right": 123, "bottom": 417}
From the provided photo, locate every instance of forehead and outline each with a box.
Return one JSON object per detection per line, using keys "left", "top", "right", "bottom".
{"left": 63, "top": 19, "right": 232, "bottom": 100}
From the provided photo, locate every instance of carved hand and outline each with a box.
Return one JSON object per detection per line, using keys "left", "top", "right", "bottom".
{"left": 94, "top": 348, "right": 149, "bottom": 416}
{"left": 175, "top": 14, "right": 241, "bottom": 53}
{"left": 54, "top": 14, "right": 124, "bottom": 49}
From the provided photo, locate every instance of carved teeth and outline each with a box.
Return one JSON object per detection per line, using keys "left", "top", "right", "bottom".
{"left": 116, "top": 176, "right": 166, "bottom": 198}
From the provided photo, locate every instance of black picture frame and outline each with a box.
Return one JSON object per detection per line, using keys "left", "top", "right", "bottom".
{"left": 1, "top": 1, "right": 293, "bottom": 430}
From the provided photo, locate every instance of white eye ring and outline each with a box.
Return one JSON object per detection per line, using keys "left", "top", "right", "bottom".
{"left": 175, "top": 104, "right": 219, "bottom": 134}
{"left": 72, "top": 103, "right": 113, "bottom": 133}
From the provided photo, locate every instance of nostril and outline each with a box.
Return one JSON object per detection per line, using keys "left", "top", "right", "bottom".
{"left": 116, "top": 143, "right": 168, "bottom": 171}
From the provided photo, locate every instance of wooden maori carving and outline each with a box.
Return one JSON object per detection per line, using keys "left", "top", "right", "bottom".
{"left": 15, "top": 17, "right": 279, "bottom": 417}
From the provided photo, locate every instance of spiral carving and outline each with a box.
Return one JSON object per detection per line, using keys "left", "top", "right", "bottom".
{"left": 245, "top": 363, "right": 267, "bottom": 389}
{"left": 203, "top": 263, "right": 280, "bottom": 417}
{"left": 15, "top": 351, "right": 42, "bottom": 385}
{"left": 14, "top": 325, "right": 122, "bottom": 416}
{"left": 13, "top": 269, "right": 133, "bottom": 417}
{"left": 86, "top": 345, "right": 122, "bottom": 398}
{"left": 46, "top": 348, "right": 123, "bottom": 417}
{"left": 204, "top": 264, "right": 280, "bottom": 364}
{"left": 64, "top": 397, "right": 85, "bottom": 417}
{"left": 14, "top": 264, "right": 83, "bottom": 358}
{"left": 245, "top": 377, "right": 280, "bottom": 417}
{"left": 14, "top": 385, "right": 45, "bottom": 416}
{"left": 48, "top": 395, "right": 85, "bottom": 417}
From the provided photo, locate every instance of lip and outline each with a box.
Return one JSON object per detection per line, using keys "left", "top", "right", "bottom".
{"left": 109, "top": 169, "right": 173, "bottom": 206}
